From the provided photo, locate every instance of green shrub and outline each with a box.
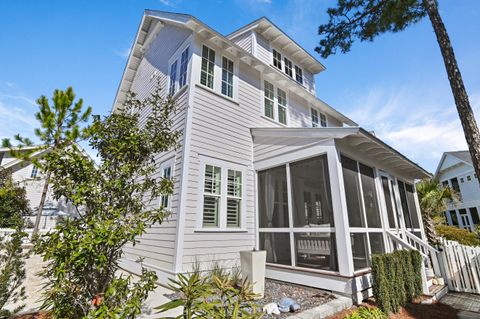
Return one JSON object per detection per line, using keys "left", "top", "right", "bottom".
{"left": 436, "top": 225, "right": 480, "bottom": 246}
{"left": 371, "top": 250, "right": 422, "bottom": 314}
{"left": 344, "top": 307, "right": 387, "bottom": 319}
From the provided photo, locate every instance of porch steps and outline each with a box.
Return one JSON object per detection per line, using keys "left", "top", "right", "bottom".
{"left": 421, "top": 284, "right": 449, "bottom": 304}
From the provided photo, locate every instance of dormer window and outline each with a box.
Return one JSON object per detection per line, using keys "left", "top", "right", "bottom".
{"left": 273, "top": 50, "right": 282, "bottom": 70}
{"left": 295, "top": 65, "right": 303, "bottom": 85}
{"left": 284, "top": 58, "right": 293, "bottom": 78}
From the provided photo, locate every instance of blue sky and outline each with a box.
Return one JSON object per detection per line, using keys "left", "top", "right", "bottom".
{"left": 1, "top": 0, "right": 479, "bottom": 173}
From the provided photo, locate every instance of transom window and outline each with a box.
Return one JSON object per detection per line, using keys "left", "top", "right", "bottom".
{"left": 284, "top": 58, "right": 293, "bottom": 77}
{"left": 200, "top": 45, "right": 215, "bottom": 89}
{"left": 201, "top": 161, "right": 244, "bottom": 229}
{"left": 273, "top": 49, "right": 282, "bottom": 70}
{"left": 179, "top": 47, "right": 189, "bottom": 88}
{"left": 295, "top": 65, "right": 303, "bottom": 84}
{"left": 221, "top": 57, "right": 234, "bottom": 98}
{"left": 169, "top": 60, "right": 178, "bottom": 96}
{"left": 311, "top": 108, "right": 327, "bottom": 127}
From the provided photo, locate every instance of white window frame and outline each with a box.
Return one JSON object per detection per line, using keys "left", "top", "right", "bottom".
{"left": 168, "top": 60, "right": 178, "bottom": 96}
{"left": 221, "top": 56, "right": 234, "bottom": 98}
{"left": 159, "top": 158, "right": 175, "bottom": 210}
{"left": 272, "top": 49, "right": 282, "bottom": 70}
{"left": 311, "top": 108, "right": 327, "bottom": 127}
{"left": 30, "top": 165, "right": 39, "bottom": 178}
{"left": 178, "top": 46, "right": 190, "bottom": 89}
{"left": 294, "top": 65, "right": 303, "bottom": 85}
{"left": 261, "top": 79, "right": 289, "bottom": 125}
{"left": 196, "top": 155, "right": 247, "bottom": 232}
{"left": 167, "top": 37, "right": 192, "bottom": 97}
{"left": 284, "top": 57, "right": 293, "bottom": 78}
{"left": 200, "top": 44, "right": 215, "bottom": 89}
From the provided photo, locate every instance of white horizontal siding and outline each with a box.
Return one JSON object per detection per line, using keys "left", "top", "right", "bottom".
{"left": 122, "top": 24, "right": 192, "bottom": 272}
{"left": 255, "top": 32, "right": 271, "bottom": 66}
{"left": 231, "top": 31, "right": 253, "bottom": 54}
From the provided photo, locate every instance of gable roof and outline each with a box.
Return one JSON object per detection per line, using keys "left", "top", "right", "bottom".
{"left": 434, "top": 150, "right": 472, "bottom": 178}
{"left": 112, "top": 10, "right": 357, "bottom": 127}
{"left": 227, "top": 17, "right": 325, "bottom": 74}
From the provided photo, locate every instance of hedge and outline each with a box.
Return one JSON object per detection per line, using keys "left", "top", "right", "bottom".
{"left": 371, "top": 250, "right": 423, "bottom": 314}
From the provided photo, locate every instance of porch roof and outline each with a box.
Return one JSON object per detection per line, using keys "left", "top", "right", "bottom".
{"left": 251, "top": 127, "right": 432, "bottom": 180}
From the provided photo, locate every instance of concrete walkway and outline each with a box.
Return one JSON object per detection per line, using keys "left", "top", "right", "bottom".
{"left": 439, "top": 292, "right": 480, "bottom": 319}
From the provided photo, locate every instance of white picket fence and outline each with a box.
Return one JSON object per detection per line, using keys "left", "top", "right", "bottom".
{"left": 439, "top": 238, "right": 480, "bottom": 294}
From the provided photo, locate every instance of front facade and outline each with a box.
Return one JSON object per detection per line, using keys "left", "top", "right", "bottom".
{"left": 435, "top": 151, "right": 480, "bottom": 230}
{"left": 114, "top": 11, "right": 431, "bottom": 302}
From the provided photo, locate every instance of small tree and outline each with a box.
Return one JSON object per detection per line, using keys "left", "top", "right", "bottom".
{"left": 0, "top": 169, "right": 30, "bottom": 228}
{"left": 2, "top": 87, "right": 92, "bottom": 236}
{"left": 416, "top": 178, "right": 456, "bottom": 244}
{"left": 35, "top": 87, "right": 181, "bottom": 318}
{"left": 316, "top": 0, "right": 480, "bottom": 184}
{"left": 0, "top": 214, "right": 28, "bottom": 318}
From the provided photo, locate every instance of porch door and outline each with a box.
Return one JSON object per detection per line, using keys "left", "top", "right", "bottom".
{"left": 459, "top": 209, "right": 471, "bottom": 229}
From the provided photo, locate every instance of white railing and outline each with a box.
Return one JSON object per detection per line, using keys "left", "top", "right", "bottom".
{"left": 439, "top": 238, "right": 480, "bottom": 294}
{"left": 0, "top": 228, "right": 49, "bottom": 242}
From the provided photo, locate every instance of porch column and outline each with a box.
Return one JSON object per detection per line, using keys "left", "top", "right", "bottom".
{"left": 327, "top": 146, "right": 354, "bottom": 276}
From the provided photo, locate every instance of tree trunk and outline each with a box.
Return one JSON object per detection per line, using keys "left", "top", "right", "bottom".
{"left": 422, "top": 213, "right": 437, "bottom": 245}
{"left": 423, "top": 0, "right": 480, "bottom": 183}
{"left": 32, "top": 170, "right": 51, "bottom": 237}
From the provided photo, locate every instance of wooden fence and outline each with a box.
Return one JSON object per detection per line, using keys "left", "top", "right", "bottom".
{"left": 439, "top": 238, "right": 480, "bottom": 294}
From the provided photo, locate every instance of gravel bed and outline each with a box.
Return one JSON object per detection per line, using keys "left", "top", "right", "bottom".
{"left": 165, "top": 278, "right": 336, "bottom": 318}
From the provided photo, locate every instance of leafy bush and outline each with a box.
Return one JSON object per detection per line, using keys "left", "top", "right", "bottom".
{"left": 0, "top": 169, "right": 30, "bottom": 228}
{"left": 344, "top": 307, "right": 387, "bottom": 319}
{"left": 34, "top": 87, "right": 180, "bottom": 318}
{"left": 0, "top": 216, "right": 28, "bottom": 318}
{"left": 436, "top": 225, "right": 480, "bottom": 246}
{"left": 156, "top": 271, "right": 263, "bottom": 319}
{"left": 371, "top": 250, "right": 422, "bottom": 314}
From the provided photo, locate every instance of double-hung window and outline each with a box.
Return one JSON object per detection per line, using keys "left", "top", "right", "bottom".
{"left": 311, "top": 108, "right": 327, "bottom": 127}
{"left": 178, "top": 47, "right": 189, "bottom": 88}
{"left": 221, "top": 57, "right": 234, "bottom": 98}
{"left": 200, "top": 45, "right": 215, "bottom": 89}
{"left": 169, "top": 60, "right": 178, "bottom": 96}
{"left": 273, "top": 49, "right": 282, "bottom": 70}
{"left": 264, "top": 81, "right": 275, "bottom": 119}
{"left": 295, "top": 65, "right": 303, "bottom": 84}
{"left": 160, "top": 165, "right": 173, "bottom": 209}
{"left": 277, "top": 88, "right": 287, "bottom": 125}
{"left": 201, "top": 161, "right": 244, "bottom": 229}
{"left": 30, "top": 165, "right": 38, "bottom": 178}
{"left": 284, "top": 58, "right": 293, "bottom": 78}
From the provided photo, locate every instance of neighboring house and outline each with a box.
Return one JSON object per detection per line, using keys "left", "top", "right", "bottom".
{"left": 113, "top": 11, "right": 432, "bottom": 302}
{"left": 0, "top": 145, "right": 77, "bottom": 229}
{"left": 435, "top": 151, "right": 480, "bottom": 230}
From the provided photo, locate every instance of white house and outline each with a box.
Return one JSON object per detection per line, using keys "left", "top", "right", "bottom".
{"left": 114, "top": 11, "right": 434, "bottom": 302}
{"left": 435, "top": 151, "right": 480, "bottom": 230}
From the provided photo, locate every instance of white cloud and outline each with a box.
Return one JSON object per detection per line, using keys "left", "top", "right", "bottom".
{"left": 114, "top": 47, "right": 131, "bottom": 59}
{"left": 159, "top": 0, "right": 183, "bottom": 7}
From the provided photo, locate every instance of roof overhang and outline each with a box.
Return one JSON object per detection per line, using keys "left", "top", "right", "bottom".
{"left": 111, "top": 11, "right": 356, "bottom": 126}
{"left": 251, "top": 127, "right": 431, "bottom": 180}
{"left": 227, "top": 17, "right": 325, "bottom": 74}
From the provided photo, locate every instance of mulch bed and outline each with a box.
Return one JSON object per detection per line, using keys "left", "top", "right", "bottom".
{"left": 10, "top": 311, "right": 50, "bottom": 319}
{"left": 326, "top": 299, "right": 459, "bottom": 319}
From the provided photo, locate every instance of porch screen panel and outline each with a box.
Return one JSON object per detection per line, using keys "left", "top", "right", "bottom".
{"left": 398, "top": 181, "right": 412, "bottom": 229}
{"left": 259, "top": 232, "right": 291, "bottom": 265}
{"left": 258, "top": 165, "right": 289, "bottom": 228}
{"left": 405, "top": 183, "right": 420, "bottom": 228}
{"left": 351, "top": 233, "right": 369, "bottom": 270}
{"left": 341, "top": 155, "right": 364, "bottom": 227}
{"left": 294, "top": 232, "right": 338, "bottom": 271}
{"left": 290, "top": 155, "right": 334, "bottom": 227}
{"left": 381, "top": 176, "right": 396, "bottom": 228}
{"left": 369, "top": 233, "right": 385, "bottom": 255}
{"left": 359, "top": 163, "right": 381, "bottom": 228}
{"left": 470, "top": 207, "right": 480, "bottom": 224}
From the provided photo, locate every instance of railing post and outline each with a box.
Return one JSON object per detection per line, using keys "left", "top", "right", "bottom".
{"left": 421, "top": 259, "right": 429, "bottom": 294}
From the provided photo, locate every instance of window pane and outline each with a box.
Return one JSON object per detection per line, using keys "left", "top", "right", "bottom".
{"left": 320, "top": 113, "right": 327, "bottom": 127}
{"left": 442, "top": 180, "right": 449, "bottom": 188}
{"left": 290, "top": 155, "right": 334, "bottom": 227}
{"left": 450, "top": 177, "right": 460, "bottom": 193}
{"left": 277, "top": 88, "right": 287, "bottom": 125}
{"left": 295, "top": 65, "right": 303, "bottom": 84}
{"left": 398, "top": 181, "right": 412, "bottom": 229}
{"left": 258, "top": 166, "right": 289, "bottom": 228}
{"left": 221, "top": 57, "right": 234, "bottom": 98}
{"left": 284, "top": 58, "right": 292, "bottom": 77}
{"left": 169, "top": 60, "right": 177, "bottom": 96}
{"left": 341, "top": 156, "right": 364, "bottom": 227}
{"left": 179, "top": 47, "right": 189, "bottom": 88}
{"left": 264, "top": 81, "right": 274, "bottom": 119}
{"left": 381, "top": 177, "right": 396, "bottom": 228}
{"left": 273, "top": 50, "right": 282, "bottom": 69}
{"left": 227, "top": 198, "right": 240, "bottom": 227}
{"left": 470, "top": 207, "right": 479, "bottom": 224}
{"left": 449, "top": 210, "right": 458, "bottom": 225}
{"left": 405, "top": 183, "right": 420, "bottom": 228}
{"left": 204, "top": 165, "right": 221, "bottom": 194}
{"left": 160, "top": 166, "right": 172, "bottom": 208}
{"left": 295, "top": 232, "right": 338, "bottom": 271}
{"left": 227, "top": 170, "right": 241, "bottom": 197}
{"left": 311, "top": 108, "right": 319, "bottom": 127}
{"left": 359, "top": 163, "right": 381, "bottom": 228}
{"left": 260, "top": 232, "right": 291, "bottom": 265}
{"left": 369, "top": 233, "right": 385, "bottom": 255}
{"left": 201, "top": 45, "right": 215, "bottom": 89}
{"left": 351, "top": 233, "right": 369, "bottom": 270}
{"left": 203, "top": 196, "right": 219, "bottom": 227}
